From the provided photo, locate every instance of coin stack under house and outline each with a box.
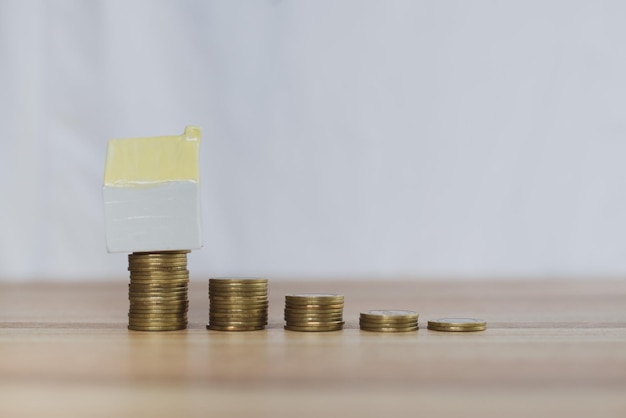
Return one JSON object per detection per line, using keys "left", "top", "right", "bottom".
{"left": 207, "top": 278, "right": 269, "bottom": 331}
{"left": 127, "top": 251, "right": 190, "bottom": 331}
{"left": 284, "top": 293, "right": 345, "bottom": 332}
{"left": 359, "top": 310, "right": 419, "bottom": 332}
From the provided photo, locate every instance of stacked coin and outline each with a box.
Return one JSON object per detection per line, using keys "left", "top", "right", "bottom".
{"left": 127, "top": 250, "right": 189, "bottom": 331}
{"left": 427, "top": 318, "right": 486, "bottom": 332}
{"left": 284, "top": 293, "right": 345, "bottom": 332}
{"left": 359, "top": 310, "right": 419, "bottom": 332}
{"left": 207, "top": 278, "right": 268, "bottom": 331}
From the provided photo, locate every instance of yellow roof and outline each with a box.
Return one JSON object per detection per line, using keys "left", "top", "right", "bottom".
{"left": 104, "top": 126, "right": 201, "bottom": 186}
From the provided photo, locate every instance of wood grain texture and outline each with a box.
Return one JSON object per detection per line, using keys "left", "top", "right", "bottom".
{"left": 1, "top": 279, "right": 625, "bottom": 418}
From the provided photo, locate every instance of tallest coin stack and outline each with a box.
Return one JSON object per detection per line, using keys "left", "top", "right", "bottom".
{"left": 127, "top": 250, "right": 190, "bottom": 331}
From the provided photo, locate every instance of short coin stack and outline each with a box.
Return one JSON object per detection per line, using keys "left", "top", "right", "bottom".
{"left": 284, "top": 293, "right": 345, "bottom": 332}
{"left": 359, "top": 310, "right": 419, "bottom": 332}
{"left": 427, "top": 318, "right": 486, "bottom": 332}
{"left": 127, "top": 250, "right": 190, "bottom": 331}
{"left": 207, "top": 278, "right": 268, "bottom": 331}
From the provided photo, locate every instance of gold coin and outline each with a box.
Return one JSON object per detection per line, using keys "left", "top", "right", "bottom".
{"left": 210, "top": 309, "right": 267, "bottom": 315}
{"left": 359, "top": 317, "right": 417, "bottom": 325}
{"left": 130, "top": 288, "right": 188, "bottom": 294}
{"left": 360, "top": 325, "right": 419, "bottom": 332}
{"left": 284, "top": 305, "right": 343, "bottom": 314}
{"left": 208, "top": 283, "right": 267, "bottom": 288}
{"left": 209, "top": 311, "right": 267, "bottom": 318}
{"left": 129, "top": 321, "right": 187, "bottom": 328}
{"left": 130, "top": 271, "right": 189, "bottom": 277}
{"left": 209, "top": 294, "right": 267, "bottom": 300}
{"left": 427, "top": 318, "right": 486, "bottom": 332}
{"left": 129, "top": 292, "right": 188, "bottom": 302}
{"left": 359, "top": 316, "right": 418, "bottom": 324}
{"left": 285, "top": 319, "right": 344, "bottom": 325}
{"left": 285, "top": 294, "right": 343, "bottom": 304}
{"left": 284, "top": 314, "right": 343, "bottom": 321}
{"left": 129, "top": 317, "right": 187, "bottom": 323}
{"left": 129, "top": 289, "right": 188, "bottom": 295}
{"left": 284, "top": 310, "right": 343, "bottom": 318}
{"left": 129, "top": 267, "right": 188, "bottom": 273}
{"left": 285, "top": 305, "right": 343, "bottom": 312}
{"left": 128, "top": 260, "right": 188, "bottom": 266}
{"left": 208, "top": 288, "right": 267, "bottom": 294}
{"left": 129, "top": 290, "right": 188, "bottom": 296}
{"left": 359, "top": 321, "right": 417, "bottom": 329}
{"left": 209, "top": 277, "right": 267, "bottom": 282}
{"left": 129, "top": 256, "right": 188, "bottom": 261}
{"left": 209, "top": 318, "right": 267, "bottom": 326}
{"left": 284, "top": 324, "right": 344, "bottom": 332}
{"left": 208, "top": 288, "right": 267, "bottom": 295}
{"left": 129, "top": 309, "right": 187, "bottom": 314}
{"left": 129, "top": 318, "right": 188, "bottom": 324}
{"left": 209, "top": 301, "right": 268, "bottom": 307}
{"left": 130, "top": 251, "right": 188, "bottom": 257}
{"left": 360, "top": 310, "right": 419, "bottom": 320}
{"left": 129, "top": 312, "right": 187, "bottom": 318}
{"left": 128, "top": 324, "right": 187, "bottom": 332}
{"left": 206, "top": 324, "right": 265, "bottom": 331}
{"left": 130, "top": 300, "right": 189, "bottom": 306}
{"left": 130, "top": 280, "right": 189, "bottom": 286}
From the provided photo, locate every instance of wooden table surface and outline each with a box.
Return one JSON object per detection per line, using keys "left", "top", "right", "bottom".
{"left": 1, "top": 279, "right": 625, "bottom": 418}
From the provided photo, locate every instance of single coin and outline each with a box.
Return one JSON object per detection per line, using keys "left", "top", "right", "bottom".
{"left": 129, "top": 288, "right": 188, "bottom": 294}
{"left": 128, "top": 317, "right": 187, "bottom": 323}
{"left": 208, "top": 287, "right": 268, "bottom": 294}
{"left": 359, "top": 317, "right": 417, "bottom": 325}
{"left": 129, "top": 280, "right": 189, "bottom": 286}
{"left": 130, "top": 251, "right": 189, "bottom": 257}
{"left": 209, "top": 278, "right": 268, "bottom": 284}
{"left": 208, "top": 306, "right": 267, "bottom": 313}
{"left": 129, "top": 302, "right": 188, "bottom": 308}
{"left": 284, "top": 305, "right": 344, "bottom": 312}
{"left": 209, "top": 301, "right": 268, "bottom": 307}
{"left": 129, "top": 266, "right": 188, "bottom": 272}
{"left": 360, "top": 310, "right": 419, "bottom": 320}
{"left": 209, "top": 294, "right": 268, "bottom": 300}
{"left": 284, "top": 314, "right": 343, "bottom": 321}
{"left": 129, "top": 289, "right": 188, "bottom": 295}
{"left": 130, "top": 275, "right": 189, "bottom": 280}
{"left": 128, "top": 324, "right": 187, "bottom": 332}
{"left": 287, "top": 318, "right": 344, "bottom": 327}
{"left": 360, "top": 325, "right": 419, "bottom": 332}
{"left": 209, "top": 319, "right": 268, "bottom": 326}
{"left": 284, "top": 305, "right": 343, "bottom": 313}
{"left": 129, "top": 312, "right": 187, "bottom": 318}
{"left": 129, "top": 309, "right": 187, "bottom": 314}
{"left": 129, "top": 287, "right": 187, "bottom": 293}
{"left": 359, "top": 320, "right": 417, "bottom": 329}
{"left": 209, "top": 311, "right": 267, "bottom": 318}
{"left": 129, "top": 297, "right": 188, "bottom": 303}
{"left": 209, "top": 286, "right": 268, "bottom": 294}
{"left": 208, "top": 281, "right": 267, "bottom": 287}
{"left": 128, "top": 319, "right": 187, "bottom": 324}
{"left": 209, "top": 307, "right": 267, "bottom": 313}
{"left": 427, "top": 318, "right": 486, "bottom": 332}
{"left": 128, "top": 259, "right": 188, "bottom": 265}
{"left": 206, "top": 324, "right": 266, "bottom": 331}
{"left": 129, "top": 256, "right": 188, "bottom": 261}
{"left": 285, "top": 294, "right": 343, "bottom": 304}
{"left": 129, "top": 321, "right": 187, "bottom": 328}
{"left": 284, "top": 324, "right": 344, "bottom": 332}
{"left": 130, "top": 271, "right": 189, "bottom": 277}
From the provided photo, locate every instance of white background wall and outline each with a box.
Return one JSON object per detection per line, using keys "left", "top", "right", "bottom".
{"left": 1, "top": 0, "right": 626, "bottom": 281}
